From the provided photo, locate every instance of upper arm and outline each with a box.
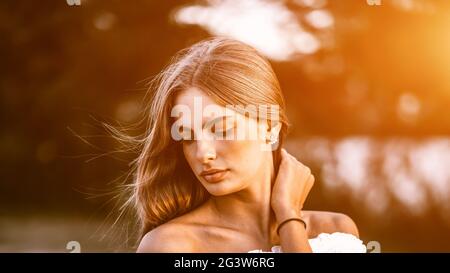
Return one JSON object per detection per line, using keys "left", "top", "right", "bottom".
{"left": 136, "top": 224, "right": 195, "bottom": 253}
{"left": 332, "top": 213, "right": 359, "bottom": 238}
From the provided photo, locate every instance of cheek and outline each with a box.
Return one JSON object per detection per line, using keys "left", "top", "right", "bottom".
{"left": 182, "top": 144, "right": 197, "bottom": 169}
{"left": 220, "top": 140, "right": 265, "bottom": 173}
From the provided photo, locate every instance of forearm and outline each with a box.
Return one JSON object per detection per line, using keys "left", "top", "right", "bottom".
{"left": 277, "top": 210, "right": 312, "bottom": 253}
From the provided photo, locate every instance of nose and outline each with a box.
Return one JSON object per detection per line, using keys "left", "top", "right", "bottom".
{"left": 196, "top": 138, "right": 216, "bottom": 164}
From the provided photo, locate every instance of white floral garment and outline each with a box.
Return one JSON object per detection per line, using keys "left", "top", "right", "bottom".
{"left": 248, "top": 232, "right": 367, "bottom": 253}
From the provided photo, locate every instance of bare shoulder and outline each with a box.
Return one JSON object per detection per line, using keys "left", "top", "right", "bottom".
{"left": 302, "top": 210, "right": 360, "bottom": 238}
{"left": 136, "top": 222, "right": 198, "bottom": 253}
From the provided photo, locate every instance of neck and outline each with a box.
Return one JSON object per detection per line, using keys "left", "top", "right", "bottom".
{"left": 207, "top": 152, "right": 277, "bottom": 243}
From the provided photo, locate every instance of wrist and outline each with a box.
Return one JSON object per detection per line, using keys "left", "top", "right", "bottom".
{"left": 274, "top": 208, "right": 301, "bottom": 223}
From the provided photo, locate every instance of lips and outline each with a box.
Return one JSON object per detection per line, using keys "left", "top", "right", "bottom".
{"left": 200, "top": 168, "right": 229, "bottom": 183}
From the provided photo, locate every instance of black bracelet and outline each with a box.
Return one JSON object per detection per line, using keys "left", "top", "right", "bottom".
{"left": 276, "top": 217, "right": 307, "bottom": 235}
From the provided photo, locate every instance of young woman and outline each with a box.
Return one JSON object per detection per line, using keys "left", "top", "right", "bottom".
{"left": 132, "top": 37, "right": 365, "bottom": 253}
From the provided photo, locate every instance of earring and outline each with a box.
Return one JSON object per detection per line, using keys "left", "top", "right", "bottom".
{"left": 267, "top": 133, "right": 278, "bottom": 145}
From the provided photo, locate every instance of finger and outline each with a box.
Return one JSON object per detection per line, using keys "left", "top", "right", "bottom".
{"left": 307, "top": 174, "right": 315, "bottom": 189}
{"left": 300, "top": 175, "right": 315, "bottom": 204}
{"left": 285, "top": 151, "right": 305, "bottom": 166}
{"left": 281, "top": 148, "right": 290, "bottom": 160}
{"left": 297, "top": 164, "right": 311, "bottom": 180}
{"left": 282, "top": 148, "right": 297, "bottom": 161}
{"left": 280, "top": 149, "right": 297, "bottom": 168}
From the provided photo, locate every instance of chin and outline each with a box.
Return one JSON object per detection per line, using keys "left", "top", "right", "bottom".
{"left": 207, "top": 190, "right": 231, "bottom": 197}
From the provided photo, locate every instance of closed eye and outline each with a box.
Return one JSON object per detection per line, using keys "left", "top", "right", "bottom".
{"left": 176, "top": 115, "right": 236, "bottom": 141}
{"left": 178, "top": 126, "right": 194, "bottom": 142}
{"left": 210, "top": 117, "right": 236, "bottom": 139}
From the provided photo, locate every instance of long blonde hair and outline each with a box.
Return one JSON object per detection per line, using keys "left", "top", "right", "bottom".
{"left": 125, "top": 37, "right": 290, "bottom": 239}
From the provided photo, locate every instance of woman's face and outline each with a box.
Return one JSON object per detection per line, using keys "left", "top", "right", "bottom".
{"left": 173, "top": 87, "right": 275, "bottom": 196}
